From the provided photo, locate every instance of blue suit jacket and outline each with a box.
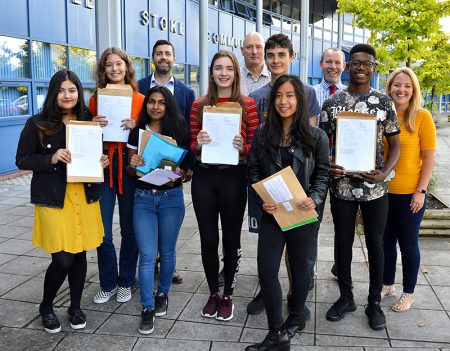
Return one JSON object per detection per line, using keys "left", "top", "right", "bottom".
{"left": 138, "top": 76, "right": 195, "bottom": 125}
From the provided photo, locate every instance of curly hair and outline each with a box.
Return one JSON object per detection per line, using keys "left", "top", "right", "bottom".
{"left": 96, "top": 47, "right": 138, "bottom": 91}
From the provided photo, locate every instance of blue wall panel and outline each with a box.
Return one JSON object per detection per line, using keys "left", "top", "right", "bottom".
{"left": 29, "top": 0, "right": 66, "bottom": 44}
{"left": 168, "top": 0, "right": 186, "bottom": 63}
{"left": 233, "top": 17, "right": 245, "bottom": 67}
{"left": 149, "top": 0, "right": 169, "bottom": 55}
{"left": 218, "top": 12, "right": 233, "bottom": 52}
{"left": 312, "top": 39, "right": 323, "bottom": 77}
{"left": 208, "top": 8, "right": 219, "bottom": 63}
{"left": 124, "top": 0, "right": 149, "bottom": 57}
{"left": 185, "top": 1, "right": 199, "bottom": 65}
{"left": 0, "top": 121, "right": 25, "bottom": 174}
{"left": 245, "top": 21, "right": 256, "bottom": 34}
{"left": 0, "top": 0, "right": 28, "bottom": 37}
{"left": 67, "top": 2, "right": 96, "bottom": 49}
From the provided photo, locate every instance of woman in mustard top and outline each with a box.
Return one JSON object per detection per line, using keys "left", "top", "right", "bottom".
{"left": 381, "top": 67, "right": 436, "bottom": 312}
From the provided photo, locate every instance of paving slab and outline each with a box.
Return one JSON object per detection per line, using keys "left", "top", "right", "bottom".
{"left": 167, "top": 320, "right": 242, "bottom": 342}
{"left": 133, "top": 338, "right": 210, "bottom": 351}
{"left": 0, "top": 255, "right": 50, "bottom": 276}
{"left": 315, "top": 334, "right": 390, "bottom": 347}
{"left": 0, "top": 298, "right": 40, "bottom": 327}
{"left": 95, "top": 313, "right": 174, "bottom": 338}
{"left": 0, "top": 327, "right": 64, "bottom": 351}
{"left": 0, "top": 238, "right": 34, "bottom": 255}
{"left": 0, "top": 272, "right": 30, "bottom": 296}
{"left": 434, "top": 285, "right": 450, "bottom": 310}
{"left": 54, "top": 333, "right": 136, "bottom": 351}
{"left": 240, "top": 327, "right": 315, "bottom": 345}
{"left": 385, "top": 308, "right": 450, "bottom": 343}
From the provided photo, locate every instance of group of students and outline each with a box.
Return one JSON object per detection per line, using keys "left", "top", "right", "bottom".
{"left": 15, "top": 30, "right": 435, "bottom": 351}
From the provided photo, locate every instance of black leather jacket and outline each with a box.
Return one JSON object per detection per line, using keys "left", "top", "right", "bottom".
{"left": 248, "top": 124, "right": 330, "bottom": 210}
{"left": 16, "top": 113, "right": 100, "bottom": 208}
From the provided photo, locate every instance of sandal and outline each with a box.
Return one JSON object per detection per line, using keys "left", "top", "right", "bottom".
{"left": 392, "top": 292, "right": 413, "bottom": 312}
{"left": 381, "top": 284, "right": 396, "bottom": 299}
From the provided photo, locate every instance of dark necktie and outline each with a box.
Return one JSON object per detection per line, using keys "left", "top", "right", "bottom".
{"left": 329, "top": 85, "right": 337, "bottom": 95}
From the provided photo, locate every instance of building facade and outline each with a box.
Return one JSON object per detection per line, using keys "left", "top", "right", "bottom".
{"left": 0, "top": 0, "right": 381, "bottom": 174}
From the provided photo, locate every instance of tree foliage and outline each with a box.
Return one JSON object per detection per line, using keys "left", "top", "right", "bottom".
{"left": 337, "top": 0, "right": 450, "bottom": 97}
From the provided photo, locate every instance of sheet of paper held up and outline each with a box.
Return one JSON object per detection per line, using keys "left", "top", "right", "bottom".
{"left": 139, "top": 169, "right": 182, "bottom": 186}
{"left": 262, "top": 175, "right": 295, "bottom": 212}
{"left": 335, "top": 117, "right": 377, "bottom": 172}
{"left": 98, "top": 94, "right": 133, "bottom": 142}
{"left": 201, "top": 112, "right": 241, "bottom": 165}
{"left": 67, "top": 123, "right": 103, "bottom": 179}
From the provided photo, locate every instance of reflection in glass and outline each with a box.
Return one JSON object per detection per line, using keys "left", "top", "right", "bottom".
{"left": 0, "top": 36, "right": 29, "bottom": 79}
{"left": 188, "top": 65, "right": 199, "bottom": 98}
{"left": 131, "top": 56, "right": 146, "bottom": 81}
{"left": 70, "top": 47, "right": 96, "bottom": 82}
{"left": 32, "top": 41, "right": 67, "bottom": 80}
{"left": 0, "top": 86, "right": 29, "bottom": 117}
{"left": 36, "top": 87, "right": 48, "bottom": 111}
{"left": 173, "top": 64, "right": 185, "bottom": 84}
{"left": 83, "top": 88, "right": 95, "bottom": 106}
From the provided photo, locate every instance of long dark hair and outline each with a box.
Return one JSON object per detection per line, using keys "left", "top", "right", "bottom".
{"left": 261, "top": 74, "right": 315, "bottom": 157}
{"left": 36, "top": 70, "right": 90, "bottom": 142}
{"left": 136, "top": 86, "right": 189, "bottom": 147}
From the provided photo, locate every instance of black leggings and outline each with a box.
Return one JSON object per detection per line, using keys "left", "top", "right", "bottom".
{"left": 192, "top": 163, "right": 247, "bottom": 296}
{"left": 41, "top": 251, "right": 87, "bottom": 311}
{"left": 258, "top": 214, "right": 316, "bottom": 330}
{"left": 330, "top": 194, "right": 388, "bottom": 303}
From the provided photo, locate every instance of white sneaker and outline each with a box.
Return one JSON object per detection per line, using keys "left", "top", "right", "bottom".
{"left": 117, "top": 286, "right": 132, "bottom": 303}
{"left": 93, "top": 287, "right": 117, "bottom": 304}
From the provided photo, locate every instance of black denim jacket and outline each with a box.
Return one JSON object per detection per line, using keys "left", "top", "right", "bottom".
{"left": 16, "top": 113, "right": 100, "bottom": 208}
{"left": 248, "top": 124, "right": 330, "bottom": 210}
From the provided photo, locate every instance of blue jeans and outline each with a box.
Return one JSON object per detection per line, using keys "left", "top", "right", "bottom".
{"left": 97, "top": 150, "right": 138, "bottom": 291}
{"left": 133, "top": 186, "right": 185, "bottom": 310}
{"left": 383, "top": 193, "right": 426, "bottom": 293}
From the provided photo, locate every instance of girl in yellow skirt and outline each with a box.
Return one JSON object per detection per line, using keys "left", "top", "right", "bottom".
{"left": 16, "top": 70, "right": 109, "bottom": 333}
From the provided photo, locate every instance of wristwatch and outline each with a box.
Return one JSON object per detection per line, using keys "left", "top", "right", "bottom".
{"left": 417, "top": 188, "right": 427, "bottom": 194}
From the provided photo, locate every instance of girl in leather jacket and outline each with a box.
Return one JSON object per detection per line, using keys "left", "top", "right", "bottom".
{"left": 246, "top": 75, "right": 329, "bottom": 351}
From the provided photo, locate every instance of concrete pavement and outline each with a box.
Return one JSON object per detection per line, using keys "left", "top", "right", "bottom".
{"left": 0, "top": 113, "right": 449, "bottom": 350}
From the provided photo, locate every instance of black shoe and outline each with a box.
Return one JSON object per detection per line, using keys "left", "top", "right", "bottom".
{"left": 365, "top": 301, "right": 386, "bottom": 330}
{"left": 247, "top": 290, "right": 265, "bottom": 315}
{"left": 331, "top": 263, "right": 338, "bottom": 278}
{"left": 154, "top": 292, "right": 168, "bottom": 317}
{"left": 326, "top": 297, "right": 356, "bottom": 322}
{"left": 283, "top": 313, "right": 306, "bottom": 339}
{"left": 218, "top": 268, "right": 225, "bottom": 287}
{"left": 172, "top": 270, "right": 183, "bottom": 284}
{"left": 67, "top": 307, "right": 86, "bottom": 330}
{"left": 138, "top": 309, "right": 155, "bottom": 335}
{"left": 39, "top": 304, "right": 61, "bottom": 334}
{"left": 245, "top": 329, "right": 290, "bottom": 351}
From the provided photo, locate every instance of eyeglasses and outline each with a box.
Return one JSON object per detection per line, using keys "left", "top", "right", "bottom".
{"left": 348, "top": 60, "right": 377, "bottom": 69}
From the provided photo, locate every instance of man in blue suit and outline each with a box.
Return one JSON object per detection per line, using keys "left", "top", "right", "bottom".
{"left": 138, "top": 39, "right": 195, "bottom": 125}
{"left": 138, "top": 40, "right": 195, "bottom": 284}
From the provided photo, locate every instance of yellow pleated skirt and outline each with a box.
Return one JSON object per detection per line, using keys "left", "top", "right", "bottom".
{"left": 33, "top": 183, "right": 104, "bottom": 254}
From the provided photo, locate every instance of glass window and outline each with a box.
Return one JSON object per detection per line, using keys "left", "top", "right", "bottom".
{"left": 263, "top": 0, "right": 270, "bottom": 11}
{"left": 343, "top": 34, "right": 353, "bottom": 42}
{"left": 282, "top": 3, "right": 291, "bottom": 17}
{"left": 83, "top": 88, "right": 95, "bottom": 106}
{"left": 131, "top": 56, "right": 146, "bottom": 81}
{"left": 313, "top": 15, "right": 323, "bottom": 28}
{"left": 332, "top": 32, "right": 339, "bottom": 43}
{"left": 282, "top": 19, "right": 292, "bottom": 32}
{"left": 0, "top": 85, "right": 29, "bottom": 117}
{"left": 355, "top": 26, "right": 364, "bottom": 37}
{"left": 313, "top": 28, "right": 322, "bottom": 39}
{"left": 292, "top": 5, "right": 300, "bottom": 21}
{"left": 220, "top": 0, "right": 235, "bottom": 12}
{"left": 188, "top": 65, "right": 199, "bottom": 98}
{"left": 272, "top": 15, "right": 282, "bottom": 28}
{"left": 209, "top": 0, "right": 219, "bottom": 5}
{"left": 323, "top": 30, "right": 331, "bottom": 41}
{"left": 32, "top": 41, "right": 67, "bottom": 80}
{"left": 323, "top": 17, "right": 333, "bottom": 31}
{"left": 271, "top": 1, "right": 282, "bottom": 14}
{"left": 344, "top": 24, "right": 353, "bottom": 34}
{"left": 173, "top": 64, "right": 185, "bottom": 84}
{"left": 0, "top": 36, "right": 29, "bottom": 79}
{"left": 36, "top": 86, "right": 48, "bottom": 111}
{"left": 293, "top": 22, "right": 300, "bottom": 34}
{"left": 69, "top": 47, "right": 96, "bottom": 82}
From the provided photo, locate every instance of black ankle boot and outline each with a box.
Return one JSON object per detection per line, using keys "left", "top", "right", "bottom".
{"left": 283, "top": 313, "right": 306, "bottom": 339}
{"left": 245, "top": 329, "right": 290, "bottom": 351}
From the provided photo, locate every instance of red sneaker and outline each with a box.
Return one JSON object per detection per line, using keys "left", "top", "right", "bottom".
{"left": 201, "top": 293, "right": 221, "bottom": 318}
{"left": 216, "top": 295, "right": 234, "bottom": 321}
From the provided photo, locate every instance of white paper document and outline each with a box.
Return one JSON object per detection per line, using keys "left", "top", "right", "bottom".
{"left": 98, "top": 94, "right": 133, "bottom": 142}
{"left": 335, "top": 117, "right": 377, "bottom": 172}
{"left": 201, "top": 112, "right": 241, "bottom": 165}
{"left": 262, "top": 175, "right": 294, "bottom": 203}
{"left": 139, "top": 169, "right": 182, "bottom": 186}
{"left": 67, "top": 124, "right": 103, "bottom": 179}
